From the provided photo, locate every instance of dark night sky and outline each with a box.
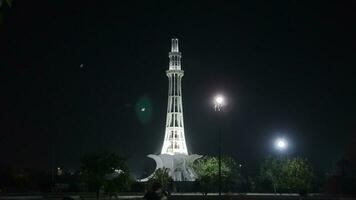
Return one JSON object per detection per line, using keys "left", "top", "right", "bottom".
{"left": 1, "top": 1, "right": 355, "bottom": 176}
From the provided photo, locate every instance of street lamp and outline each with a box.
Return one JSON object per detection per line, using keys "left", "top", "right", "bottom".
{"left": 214, "top": 94, "right": 224, "bottom": 197}
{"left": 274, "top": 137, "right": 288, "bottom": 151}
{"left": 214, "top": 95, "right": 224, "bottom": 111}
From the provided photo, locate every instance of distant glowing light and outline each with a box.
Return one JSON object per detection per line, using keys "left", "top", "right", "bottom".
{"left": 215, "top": 95, "right": 224, "bottom": 104}
{"left": 114, "top": 169, "right": 124, "bottom": 174}
{"left": 214, "top": 94, "right": 224, "bottom": 111}
{"left": 135, "top": 96, "right": 152, "bottom": 124}
{"left": 57, "top": 167, "right": 63, "bottom": 176}
{"left": 275, "top": 138, "right": 288, "bottom": 151}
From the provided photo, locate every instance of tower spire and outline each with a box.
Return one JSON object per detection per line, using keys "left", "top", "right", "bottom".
{"left": 168, "top": 38, "right": 182, "bottom": 70}
{"left": 171, "top": 38, "right": 179, "bottom": 52}
{"left": 161, "top": 38, "right": 188, "bottom": 155}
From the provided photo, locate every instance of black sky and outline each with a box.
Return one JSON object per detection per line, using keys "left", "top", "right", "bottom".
{"left": 1, "top": 1, "right": 355, "bottom": 175}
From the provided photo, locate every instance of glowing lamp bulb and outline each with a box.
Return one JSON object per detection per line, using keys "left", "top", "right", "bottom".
{"left": 215, "top": 95, "right": 224, "bottom": 104}
{"left": 275, "top": 138, "right": 288, "bottom": 151}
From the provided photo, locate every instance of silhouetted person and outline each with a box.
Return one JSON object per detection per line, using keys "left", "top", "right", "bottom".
{"left": 144, "top": 182, "right": 168, "bottom": 200}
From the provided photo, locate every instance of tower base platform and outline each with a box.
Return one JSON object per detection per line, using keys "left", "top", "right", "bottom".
{"left": 141, "top": 154, "right": 202, "bottom": 182}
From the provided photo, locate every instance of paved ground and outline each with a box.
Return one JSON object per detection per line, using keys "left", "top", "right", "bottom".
{"left": 0, "top": 193, "right": 355, "bottom": 200}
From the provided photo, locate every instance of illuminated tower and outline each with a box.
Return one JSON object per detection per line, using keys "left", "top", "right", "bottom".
{"left": 143, "top": 39, "right": 201, "bottom": 182}
{"left": 161, "top": 38, "right": 188, "bottom": 155}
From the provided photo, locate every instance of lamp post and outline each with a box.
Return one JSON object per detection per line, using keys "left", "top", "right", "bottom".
{"left": 274, "top": 137, "right": 289, "bottom": 162}
{"left": 214, "top": 95, "right": 224, "bottom": 197}
{"left": 272, "top": 137, "right": 288, "bottom": 193}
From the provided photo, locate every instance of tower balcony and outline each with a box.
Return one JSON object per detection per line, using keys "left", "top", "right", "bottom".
{"left": 166, "top": 69, "right": 184, "bottom": 75}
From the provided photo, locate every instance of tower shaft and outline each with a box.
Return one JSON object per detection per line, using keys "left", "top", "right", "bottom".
{"left": 143, "top": 39, "right": 201, "bottom": 182}
{"left": 161, "top": 39, "right": 188, "bottom": 155}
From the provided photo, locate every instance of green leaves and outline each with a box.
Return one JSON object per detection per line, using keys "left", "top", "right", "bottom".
{"left": 193, "top": 156, "right": 239, "bottom": 193}
{"left": 193, "top": 156, "right": 237, "bottom": 178}
{"left": 147, "top": 168, "right": 172, "bottom": 191}
{"left": 280, "top": 158, "right": 313, "bottom": 193}
{"left": 80, "top": 152, "right": 131, "bottom": 198}
{"left": 259, "top": 157, "right": 314, "bottom": 193}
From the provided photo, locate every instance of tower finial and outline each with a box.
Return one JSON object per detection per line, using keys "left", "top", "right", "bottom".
{"left": 168, "top": 38, "right": 182, "bottom": 70}
{"left": 171, "top": 38, "right": 179, "bottom": 52}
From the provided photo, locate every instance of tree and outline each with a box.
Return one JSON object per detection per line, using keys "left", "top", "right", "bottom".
{"left": 0, "top": 0, "right": 13, "bottom": 8}
{"left": 10, "top": 168, "right": 32, "bottom": 192}
{"left": 193, "top": 156, "right": 239, "bottom": 194}
{"left": 259, "top": 156, "right": 284, "bottom": 193}
{"left": 80, "top": 152, "right": 131, "bottom": 200}
{"left": 259, "top": 157, "right": 314, "bottom": 194}
{"left": 0, "top": 0, "right": 12, "bottom": 25}
{"left": 104, "top": 171, "right": 132, "bottom": 199}
{"left": 280, "top": 158, "right": 313, "bottom": 193}
{"left": 147, "top": 168, "right": 172, "bottom": 192}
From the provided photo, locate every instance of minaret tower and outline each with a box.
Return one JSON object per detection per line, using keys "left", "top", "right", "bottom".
{"left": 161, "top": 38, "right": 188, "bottom": 155}
{"left": 144, "top": 38, "right": 201, "bottom": 182}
